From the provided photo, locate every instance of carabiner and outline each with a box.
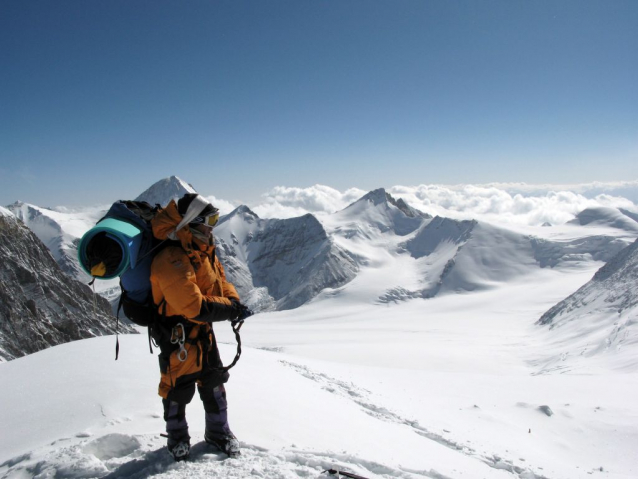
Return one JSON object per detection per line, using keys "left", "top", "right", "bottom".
{"left": 177, "top": 345, "right": 188, "bottom": 362}
{"left": 171, "top": 323, "right": 188, "bottom": 362}
{"left": 171, "top": 323, "right": 186, "bottom": 345}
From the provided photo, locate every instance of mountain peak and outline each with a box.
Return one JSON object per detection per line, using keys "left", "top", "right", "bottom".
{"left": 359, "top": 188, "right": 389, "bottom": 206}
{"left": 135, "top": 176, "right": 197, "bottom": 207}
{"left": 228, "top": 205, "right": 259, "bottom": 219}
{"left": 217, "top": 205, "right": 259, "bottom": 227}
{"left": 569, "top": 206, "right": 638, "bottom": 233}
{"left": 348, "top": 188, "right": 430, "bottom": 219}
{"left": 235, "top": 204, "right": 258, "bottom": 216}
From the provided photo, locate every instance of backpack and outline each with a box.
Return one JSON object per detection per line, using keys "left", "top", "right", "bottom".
{"left": 78, "top": 200, "right": 165, "bottom": 357}
{"left": 78, "top": 199, "right": 245, "bottom": 369}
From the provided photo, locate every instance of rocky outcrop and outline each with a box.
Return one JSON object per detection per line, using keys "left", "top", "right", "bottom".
{"left": 0, "top": 211, "right": 133, "bottom": 361}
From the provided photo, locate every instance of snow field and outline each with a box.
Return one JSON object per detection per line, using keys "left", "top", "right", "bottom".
{"left": 3, "top": 261, "right": 636, "bottom": 478}
{"left": 3, "top": 185, "right": 638, "bottom": 478}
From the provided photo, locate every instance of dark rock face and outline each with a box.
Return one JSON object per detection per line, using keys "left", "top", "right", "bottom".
{"left": 214, "top": 209, "right": 358, "bottom": 311}
{"left": 250, "top": 214, "right": 358, "bottom": 310}
{"left": 0, "top": 214, "right": 133, "bottom": 361}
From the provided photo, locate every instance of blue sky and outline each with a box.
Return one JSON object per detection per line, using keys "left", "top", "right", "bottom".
{"left": 1, "top": 0, "right": 637, "bottom": 207}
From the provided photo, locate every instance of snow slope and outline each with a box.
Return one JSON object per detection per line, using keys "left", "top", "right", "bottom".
{"left": 1, "top": 265, "right": 636, "bottom": 478}
{"left": 2, "top": 183, "right": 638, "bottom": 478}
{"left": 533, "top": 237, "right": 638, "bottom": 373}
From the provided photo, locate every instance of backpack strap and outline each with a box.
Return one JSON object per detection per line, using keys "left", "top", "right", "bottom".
{"left": 115, "top": 294, "right": 123, "bottom": 360}
{"left": 147, "top": 298, "right": 166, "bottom": 354}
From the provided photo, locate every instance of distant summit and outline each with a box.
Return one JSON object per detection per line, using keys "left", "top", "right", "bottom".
{"left": 619, "top": 208, "right": 638, "bottom": 224}
{"left": 336, "top": 188, "right": 430, "bottom": 237}
{"left": 218, "top": 205, "right": 259, "bottom": 226}
{"left": 346, "top": 188, "right": 430, "bottom": 219}
{"left": 135, "top": 176, "right": 197, "bottom": 207}
{"left": 568, "top": 207, "right": 638, "bottom": 233}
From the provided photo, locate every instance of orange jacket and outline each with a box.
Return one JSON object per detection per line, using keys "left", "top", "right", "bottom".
{"left": 150, "top": 200, "right": 239, "bottom": 322}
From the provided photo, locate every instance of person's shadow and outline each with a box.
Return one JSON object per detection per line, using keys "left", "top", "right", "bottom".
{"left": 101, "top": 442, "right": 225, "bottom": 478}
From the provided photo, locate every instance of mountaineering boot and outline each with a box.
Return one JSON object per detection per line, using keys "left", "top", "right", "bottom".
{"left": 205, "top": 430, "right": 241, "bottom": 458}
{"left": 164, "top": 400, "right": 190, "bottom": 461}
{"left": 202, "top": 385, "right": 238, "bottom": 457}
{"left": 167, "top": 437, "right": 190, "bottom": 462}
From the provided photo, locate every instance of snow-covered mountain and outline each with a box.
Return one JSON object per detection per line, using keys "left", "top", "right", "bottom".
{"left": 1, "top": 252, "right": 637, "bottom": 479}
{"left": 3, "top": 176, "right": 199, "bottom": 297}
{"left": 3, "top": 187, "right": 638, "bottom": 478}
{"left": 330, "top": 187, "right": 430, "bottom": 239}
{"left": 534, "top": 237, "right": 638, "bottom": 372}
{"left": 619, "top": 207, "right": 638, "bottom": 224}
{"left": 568, "top": 206, "right": 638, "bottom": 233}
{"left": 135, "top": 175, "right": 197, "bottom": 207}
{"left": 215, "top": 206, "right": 358, "bottom": 311}
{"left": 372, "top": 212, "right": 629, "bottom": 303}
{"left": 0, "top": 207, "right": 133, "bottom": 361}
{"left": 6, "top": 201, "right": 100, "bottom": 283}
{"left": 7, "top": 179, "right": 638, "bottom": 317}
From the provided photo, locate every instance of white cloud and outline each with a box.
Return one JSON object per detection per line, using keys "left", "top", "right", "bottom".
{"left": 488, "top": 180, "right": 638, "bottom": 201}
{"left": 203, "top": 195, "right": 237, "bottom": 216}
{"left": 250, "top": 185, "right": 366, "bottom": 219}
{"left": 388, "top": 184, "right": 638, "bottom": 226}
{"left": 236, "top": 181, "right": 638, "bottom": 225}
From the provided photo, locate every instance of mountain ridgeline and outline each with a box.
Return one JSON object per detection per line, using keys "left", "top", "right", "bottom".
{"left": 533, "top": 237, "right": 638, "bottom": 372}
{"left": 0, "top": 208, "right": 133, "bottom": 361}
{"left": 6, "top": 178, "right": 637, "bottom": 314}
{"left": 539, "top": 236, "right": 638, "bottom": 327}
{"left": 4, "top": 176, "right": 638, "bottom": 367}
{"left": 7, "top": 201, "right": 91, "bottom": 282}
{"left": 214, "top": 207, "right": 358, "bottom": 311}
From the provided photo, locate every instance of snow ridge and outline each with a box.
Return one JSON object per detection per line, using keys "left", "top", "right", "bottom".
{"left": 535, "top": 238, "right": 638, "bottom": 372}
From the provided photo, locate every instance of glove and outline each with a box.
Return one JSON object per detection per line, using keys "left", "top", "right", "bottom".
{"left": 198, "top": 300, "right": 238, "bottom": 323}
{"left": 231, "top": 300, "right": 253, "bottom": 322}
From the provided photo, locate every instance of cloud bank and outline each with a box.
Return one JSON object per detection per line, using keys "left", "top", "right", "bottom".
{"left": 250, "top": 185, "right": 366, "bottom": 219}
{"left": 203, "top": 195, "right": 237, "bottom": 216}
{"left": 246, "top": 181, "right": 638, "bottom": 226}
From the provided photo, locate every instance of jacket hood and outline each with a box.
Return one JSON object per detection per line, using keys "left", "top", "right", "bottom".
{"left": 152, "top": 200, "right": 183, "bottom": 241}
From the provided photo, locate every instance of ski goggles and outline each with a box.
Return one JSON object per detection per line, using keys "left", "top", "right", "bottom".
{"left": 190, "top": 211, "right": 220, "bottom": 227}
